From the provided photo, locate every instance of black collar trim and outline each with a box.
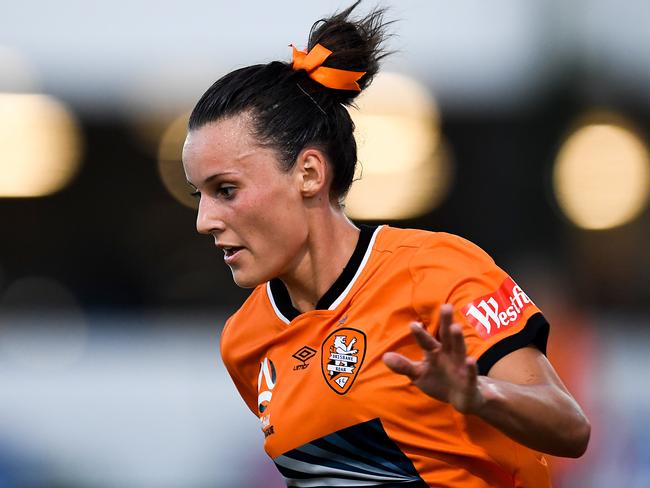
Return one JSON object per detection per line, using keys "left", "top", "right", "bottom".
{"left": 266, "top": 225, "right": 380, "bottom": 323}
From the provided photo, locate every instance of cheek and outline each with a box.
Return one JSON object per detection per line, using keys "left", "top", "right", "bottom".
{"left": 247, "top": 180, "right": 303, "bottom": 225}
{"left": 257, "top": 200, "right": 306, "bottom": 242}
{"left": 244, "top": 190, "right": 306, "bottom": 251}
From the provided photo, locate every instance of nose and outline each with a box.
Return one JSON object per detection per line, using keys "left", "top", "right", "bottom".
{"left": 195, "top": 196, "right": 226, "bottom": 236}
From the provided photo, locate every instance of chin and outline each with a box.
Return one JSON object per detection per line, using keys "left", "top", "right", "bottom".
{"left": 231, "top": 270, "right": 265, "bottom": 289}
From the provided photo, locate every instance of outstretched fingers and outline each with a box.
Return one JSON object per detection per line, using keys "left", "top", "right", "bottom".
{"left": 438, "top": 304, "right": 454, "bottom": 352}
{"left": 448, "top": 323, "right": 468, "bottom": 365}
{"left": 383, "top": 352, "right": 420, "bottom": 380}
{"left": 385, "top": 307, "right": 483, "bottom": 411}
{"left": 465, "top": 356, "right": 479, "bottom": 390}
{"left": 438, "top": 304, "right": 468, "bottom": 365}
{"left": 410, "top": 322, "right": 441, "bottom": 354}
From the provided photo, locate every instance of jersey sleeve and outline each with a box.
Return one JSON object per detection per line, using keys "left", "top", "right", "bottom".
{"left": 409, "top": 233, "right": 549, "bottom": 376}
{"left": 220, "top": 318, "right": 259, "bottom": 416}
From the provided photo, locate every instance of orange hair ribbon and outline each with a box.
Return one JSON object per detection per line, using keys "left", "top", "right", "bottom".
{"left": 291, "top": 43, "right": 366, "bottom": 92}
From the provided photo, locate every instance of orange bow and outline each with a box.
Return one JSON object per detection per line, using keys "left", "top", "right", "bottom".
{"left": 291, "top": 43, "right": 366, "bottom": 92}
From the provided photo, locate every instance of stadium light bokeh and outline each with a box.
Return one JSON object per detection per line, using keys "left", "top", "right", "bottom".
{"left": 553, "top": 114, "right": 650, "bottom": 230}
{"left": 157, "top": 111, "right": 197, "bottom": 209}
{"left": 0, "top": 93, "right": 82, "bottom": 198}
{"left": 345, "top": 72, "right": 452, "bottom": 220}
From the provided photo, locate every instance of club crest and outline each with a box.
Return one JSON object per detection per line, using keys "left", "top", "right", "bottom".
{"left": 321, "top": 328, "right": 366, "bottom": 395}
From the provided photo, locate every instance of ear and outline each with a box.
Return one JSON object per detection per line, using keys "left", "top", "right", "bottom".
{"left": 295, "top": 148, "right": 329, "bottom": 198}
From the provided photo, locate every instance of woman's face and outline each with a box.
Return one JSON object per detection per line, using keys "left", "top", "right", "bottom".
{"left": 182, "top": 114, "right": 310, "bottom": 288}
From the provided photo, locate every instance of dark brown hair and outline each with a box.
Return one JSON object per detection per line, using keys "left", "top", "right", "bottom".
{"left": 188, "top": 1, "right": 392, "bottom": 200}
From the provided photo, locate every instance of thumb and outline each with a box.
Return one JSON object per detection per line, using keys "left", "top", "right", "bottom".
{"left": 383, "top": 352, "right": 419, "bottom": 381}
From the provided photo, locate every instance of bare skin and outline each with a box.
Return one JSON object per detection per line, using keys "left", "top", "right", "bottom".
{"left": 383, "top": 304, "right": 591, "bottom": 458}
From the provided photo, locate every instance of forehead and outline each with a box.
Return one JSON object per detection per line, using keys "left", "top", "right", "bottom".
{"left": 182, "top": 114, "right": 278, "bottom": 184}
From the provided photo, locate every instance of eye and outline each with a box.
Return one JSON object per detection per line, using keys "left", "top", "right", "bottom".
{"left": 218, "top": 185, "right": 236, "bottom": 199}
{"left": 190, "top": 190, "right": 200, "bottom": 199}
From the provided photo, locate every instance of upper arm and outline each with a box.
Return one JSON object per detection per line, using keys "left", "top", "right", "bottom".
{"left": 410, "top": 234, "right": 550, "bottom": 376}
{"left": 487, "top": 346, "right": 569, "bottom": 392}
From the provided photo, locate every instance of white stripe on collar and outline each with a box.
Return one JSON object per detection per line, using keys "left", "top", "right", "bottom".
{"left": 266, "top": 225, "right": 383, "bottom": 324}
{"left": 266, "top": 281, "right": 291, "bottom": 324}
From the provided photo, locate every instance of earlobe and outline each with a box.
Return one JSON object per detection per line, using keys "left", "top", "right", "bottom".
{"left": 298, "top": 149, "right": 328, "bottom": 198}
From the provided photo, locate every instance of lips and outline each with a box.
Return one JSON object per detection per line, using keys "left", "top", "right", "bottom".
{"left": 221, "top": 245, "right": 244, "bottom": 264}
{"left": 223, "top": 247, "right": 241, "bottom": 257}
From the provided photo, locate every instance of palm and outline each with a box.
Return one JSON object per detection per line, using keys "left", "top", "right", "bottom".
{"left": 384, "top": 304, "right": 483, "bottom": 414}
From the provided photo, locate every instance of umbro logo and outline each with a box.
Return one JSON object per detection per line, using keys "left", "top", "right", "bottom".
{"left": 292, "top": 346, "right": 316, "bottom": 371}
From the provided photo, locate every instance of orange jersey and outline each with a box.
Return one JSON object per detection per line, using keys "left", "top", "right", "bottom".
{"left": 221, "top": 225, "right": 551, "bottom": 487}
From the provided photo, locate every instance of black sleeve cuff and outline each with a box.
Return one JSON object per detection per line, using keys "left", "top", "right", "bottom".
{"left": 476, "top": 312, "right": 550, "bottom": 376}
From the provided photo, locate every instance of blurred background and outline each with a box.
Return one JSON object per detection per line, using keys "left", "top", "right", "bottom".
{"left": 1, "top": 0, "right": 649, "bottom": 486}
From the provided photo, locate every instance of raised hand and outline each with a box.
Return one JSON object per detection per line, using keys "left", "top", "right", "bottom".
{"left": 383, "top": 304, "right": 485, "bottom": 414}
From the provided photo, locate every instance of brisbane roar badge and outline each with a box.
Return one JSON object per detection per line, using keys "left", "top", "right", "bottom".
{"left": 321, "top": 328, "right": 366, "bottom": 395}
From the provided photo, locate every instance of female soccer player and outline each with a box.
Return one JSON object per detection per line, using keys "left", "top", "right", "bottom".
{"left": 182, "top": 2, "right": 590, "bottom": 486}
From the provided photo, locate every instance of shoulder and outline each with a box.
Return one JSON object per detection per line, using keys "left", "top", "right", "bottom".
{"left": 414, "top": 231, "right": 495, "bottom": 271}
{"left": 220, "top": 284, "right": 271, "bottom": 363}
{"left": 406, "top": 231, "right": 503, "bottom": 312}
{"left": 376, "top": 226, "right": 495, "bottom": 272}
{"left": 373, "top": 225, "right": 432, "bottom": 251}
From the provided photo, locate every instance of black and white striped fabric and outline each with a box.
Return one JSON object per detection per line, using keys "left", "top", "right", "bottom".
{"left": 273, "top": 418, "right": 427, "bottom": 487}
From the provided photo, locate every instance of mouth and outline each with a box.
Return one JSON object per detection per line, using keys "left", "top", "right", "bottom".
{"left": 221, "top": 246, "right": 244, "bottom": 263}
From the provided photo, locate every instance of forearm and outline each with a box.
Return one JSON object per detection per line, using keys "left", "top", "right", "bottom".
{"left": 473, "top": 376, "right": 590, "bottom": 457}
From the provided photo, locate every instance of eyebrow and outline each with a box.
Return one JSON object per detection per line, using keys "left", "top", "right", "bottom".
{"left": 187, "top": 171, "right": 239, "bottom": 188}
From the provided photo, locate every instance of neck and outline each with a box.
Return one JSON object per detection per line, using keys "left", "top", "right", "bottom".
{"left": 278, "top": 210, "right": 360, "bottom": 314}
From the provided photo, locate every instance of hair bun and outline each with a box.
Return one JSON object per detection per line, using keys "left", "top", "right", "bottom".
{"left": 305, "top": 1, "right": 391, "bottom": 105}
